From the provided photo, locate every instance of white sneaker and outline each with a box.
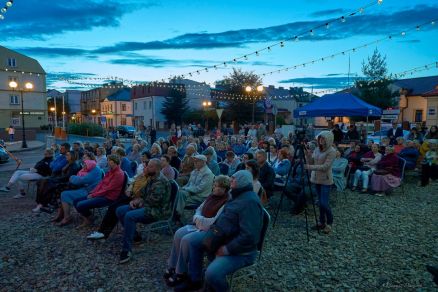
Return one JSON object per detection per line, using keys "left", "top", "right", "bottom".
{"left": 32, "top": 205, "right": 42, "bottom": 213}
{"left": 87, "top": 231, "right": 105, "bottom": 240}
{"left": 374, "top": 193, "right": 384, "bottom": 197}
{"left": 0, "top": 186, "right": 10, "bottom": 192}
{"left": 13, "top": 193, "right": 25, "bottom": 199}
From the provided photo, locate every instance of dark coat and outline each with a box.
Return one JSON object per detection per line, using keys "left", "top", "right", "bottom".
{"left": 387, "top": 127, "right": 404, "bottom": 145}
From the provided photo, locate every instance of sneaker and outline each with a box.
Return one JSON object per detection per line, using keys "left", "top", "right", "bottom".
{"left": 87, "top": 231, "right": 105, "bottom": 240}
{"left": 323, "top": 225, "right": 332, "bottom": 234}
{"left": 119, "top": 251, "right": 132, "bottom": 264}
{"left": 32, "top": 205, "right": 42, "bottom": 213}
{"left": 0, "top": 186, "right": 10, "bottom": 192}
{"left": 13, "top": 193, "right": 25, "bottom": 199}
{"left": 374, "top": 193, "right": 384, "bottom": 197}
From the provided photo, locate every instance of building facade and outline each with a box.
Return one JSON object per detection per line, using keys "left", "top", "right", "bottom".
{"left": 0, "top": 45, "right": 47, "bottom": 136}
{"left": 79, "top": 82, "right": 124, "bottom": 124}
{"left": 131, "top": 84, "right": 170, "bottom": 129}
{"left": 100, "top": 88, "right": 133, "bottom": 127}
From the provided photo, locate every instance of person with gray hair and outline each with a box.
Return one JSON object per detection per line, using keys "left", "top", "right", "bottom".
{"left": 175, "top": 170, "right": 264, "bottom": 291}
{"left": 116, "top": 158, "right": 171, "bottom": 264}
{"left": 175, "top": 155, "right": 214, "bottom": 215}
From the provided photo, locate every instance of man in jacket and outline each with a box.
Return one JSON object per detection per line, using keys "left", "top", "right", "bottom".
{"left": 256, "top": 149, "right": 275, "bottom": 198}
{"left": 75, "top": 154, "right": 125, "bottom": 228}
{"left": 0, "top": 148, "right": 54, "bottom": 198}
{"left": 116, "top": 158, "right": 170, "bottom": 263}
{"left": 387, "top": 121, "right": 403, "bottom": 145}
{"left": 49, "top": 143, "right": 70, "bottom": 176}
{"left": 176, "top": 170, "right": 263, "bottom": 292}
{"left": 175, "top": 155, "right": 214, "bottom": 215}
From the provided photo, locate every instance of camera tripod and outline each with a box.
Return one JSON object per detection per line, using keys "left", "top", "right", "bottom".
{"left": 272, "top": 143, "right": 319, "bottom": 241}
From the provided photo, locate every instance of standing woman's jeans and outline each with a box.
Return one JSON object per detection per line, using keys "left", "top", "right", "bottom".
{"left": 316, "top": 184, "right": 333, "bottom": 225}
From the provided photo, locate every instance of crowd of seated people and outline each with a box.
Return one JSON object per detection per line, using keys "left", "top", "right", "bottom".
{"left": 2, "top": 121, "right": 437, "bottom": 290}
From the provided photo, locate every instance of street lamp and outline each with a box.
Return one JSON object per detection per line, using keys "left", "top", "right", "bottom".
{"left": 202, "top": 101, "right": 212, "bottom": 130}
{"left": 245, "top": 85, "right": 264, "bottom": 123}
{"left": 50, "top": 107, "right": 56, "bottom": 132}
{"left": 9, "top": 81, "right": 34, "bottom": 148}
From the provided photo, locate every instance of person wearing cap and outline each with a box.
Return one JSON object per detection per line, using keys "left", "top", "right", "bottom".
{"left": 175, "top": 170, "right": 263, "bottom": 292}
{"left": 175, "top": 154, "right": 214, "bottom": 215}
{"left": 203, "top": 147, "right": 220, "bottom": 176}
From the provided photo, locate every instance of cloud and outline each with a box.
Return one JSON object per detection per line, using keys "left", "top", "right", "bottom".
{"left": 0, "top": 0, "right": 156, "bottom": 40}
{"left": 15, "top": 47, "right": 89, "bottom": 57}
{"left": 279, "top": 76, "right": 361, "bottom": 89}
{"left": 87, "top": 4, "right": 438, "bottom": 53}
{"left": 309, "top": 9, "right": 347, "bottom": 17}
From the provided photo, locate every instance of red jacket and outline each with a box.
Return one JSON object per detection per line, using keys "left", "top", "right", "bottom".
{"left": 90, "top": 165, "right": 124, "bottom": 201}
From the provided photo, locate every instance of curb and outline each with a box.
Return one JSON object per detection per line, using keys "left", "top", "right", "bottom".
{"left": 9, "top": 144, "right": 46, "bottom": 153}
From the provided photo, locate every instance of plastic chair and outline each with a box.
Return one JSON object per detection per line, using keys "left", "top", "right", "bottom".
{"left": 142, "top": 179, "right": 179, "bottom": 242}
{"left": 228, "top": 208, "right": 270, "bottom": 291}
{"left": 398, "top": 157, "right": 407, "bottom": 196}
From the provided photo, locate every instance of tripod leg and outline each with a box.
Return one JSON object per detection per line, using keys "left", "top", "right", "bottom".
{"left": 304, "top": 207, "right": 309, "bottom": 242}
{"left": 272, "top": 190, "right": 285, "bottom": 228}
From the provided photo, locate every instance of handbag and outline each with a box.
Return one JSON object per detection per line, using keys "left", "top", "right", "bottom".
{"left": 202, "top": 224, "right": 229, "bottom": 254}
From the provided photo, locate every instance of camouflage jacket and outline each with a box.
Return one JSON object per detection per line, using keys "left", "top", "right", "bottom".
{"left": 141, "top": 173, "right": 171, "bottom": 220}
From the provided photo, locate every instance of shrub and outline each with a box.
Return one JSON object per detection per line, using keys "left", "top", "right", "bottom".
{"left": 68, "top": 123, "right": 104, "bottom": 137}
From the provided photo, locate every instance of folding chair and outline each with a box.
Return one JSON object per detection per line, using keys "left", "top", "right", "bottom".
{"left": 142, "top": 179, "right": 179, "bottom": 242}
{"left": 398, "top": 157, "right": 407, "bottom": 196}
{"left": 228, "top": 208, "right": 271, "bottom": 291}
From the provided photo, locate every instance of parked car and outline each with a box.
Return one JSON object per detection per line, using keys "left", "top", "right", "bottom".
{"left": 0, "top": 142, "right": 9, "bottom": 163}
{"left": 367, "top": 130, "right": 410, "bottom": 144}
{"left": 116, "top": 125, "right": 135, "bottom": 138}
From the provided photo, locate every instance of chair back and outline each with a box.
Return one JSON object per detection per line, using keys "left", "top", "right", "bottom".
{"left": 172, "top": 167, "right": 179, "bottom": 179}
{"left": 168, "top": 179, "right": 179, "bottom": 220}
{"left": 398, "top": 157, "right": 407, "bottom": 181}
{"left": 130, "top": 161, "right": 138, "bottom": 174}
{"left": 216, "top": 156, "right": 223, "bottom": 163}
{"left": 257, "top": 208, "right": 271, "bottom": 259}
{"left": 218, "top": 162, "right": 229, "bottom": 175}
{"left": 120, "top": 171, "right": 129, "bottom": 196}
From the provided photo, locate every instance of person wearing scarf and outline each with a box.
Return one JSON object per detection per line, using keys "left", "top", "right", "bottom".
{"left": 165, "top": 175, "right": 231, "bottom": 288}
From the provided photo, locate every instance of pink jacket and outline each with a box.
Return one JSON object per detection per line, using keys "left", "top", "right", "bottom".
{"left": 306, "top": 131, "right": 337, "bottom": 185}
{"left": 89, "top": 165, "right": 124, "bottom": 200}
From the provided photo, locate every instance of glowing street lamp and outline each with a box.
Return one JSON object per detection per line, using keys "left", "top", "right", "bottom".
{"left": 8, "top": 80, "right": 34, "bottom": 148}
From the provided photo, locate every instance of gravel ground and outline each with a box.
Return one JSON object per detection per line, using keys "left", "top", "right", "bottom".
{"left": 0, "top": 170, "right": 437, "bottom": 291}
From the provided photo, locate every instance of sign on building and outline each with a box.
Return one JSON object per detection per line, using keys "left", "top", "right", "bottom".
{"left": 11, "top": 118, "right": 20, "bottom": 126}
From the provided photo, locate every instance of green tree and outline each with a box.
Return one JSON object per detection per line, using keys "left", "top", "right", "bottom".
{"left": 217, "top": 68, "right": 265, "bottom": 126}
{"left": 160, "top": 87, "right": 189, "bottom": 126}
{"left": 355, "top": 49, "right": 397, "bottom": 109}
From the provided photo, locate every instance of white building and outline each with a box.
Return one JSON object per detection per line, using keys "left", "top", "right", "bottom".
{"left": 100, "top": 88, "right": 133, "bottom": 127}
{"left": 0, "top": 45, "right": 47, "bottom": 136}
{"left": 133, "top": 96, "right": 167, "bottom": 129}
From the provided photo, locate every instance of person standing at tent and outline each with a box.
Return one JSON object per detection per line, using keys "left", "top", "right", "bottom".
{"left": 387, "top": 121, "right": 403, "bottom": 146}
{"left": 304, "top": 131, "right": 336, "bottom": 234}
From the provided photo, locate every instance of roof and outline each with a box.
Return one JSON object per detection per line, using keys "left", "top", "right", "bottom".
{"left": 0, "top": 45, "right": 45, "bottom": 74}
{"left": 106, "top": 88, "right": 131, "bottom": 101}
{"left": 422, "top": 86, "right": 438, "bottom": 97}
{"left": 293, "top": 93, "right": 382, "bottom": 118}
{"left": 392, "top": 75, "right": 438, "bottom": 96}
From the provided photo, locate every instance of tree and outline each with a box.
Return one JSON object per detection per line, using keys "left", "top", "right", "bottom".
{"left": 160, "top": 87, "right": 189, "bottom": 126}
{"left": 217, "top": 68, "right": 265, "bottom": 126}
{"left": 355, "top": 49, "right": 397, "bottom": 109}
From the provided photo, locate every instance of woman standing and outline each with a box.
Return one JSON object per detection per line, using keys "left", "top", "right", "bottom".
{"left": 305, "top": 131, "right": 336, "bottom": 234}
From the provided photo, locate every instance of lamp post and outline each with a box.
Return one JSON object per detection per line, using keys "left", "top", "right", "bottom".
{"left": 245, "top": 85, "right": 264, "bottom": 124}
{"left": 50, "top": 107, "right": 55, "bottom": 133}
{"left": 91, "top": 109, "right": 96, "bottom": 124}
{"left": 202, "top": 101, "right": 212, "bottom": 130}
{"left": 9, "top": 81, "right": 33, "bottom": 148}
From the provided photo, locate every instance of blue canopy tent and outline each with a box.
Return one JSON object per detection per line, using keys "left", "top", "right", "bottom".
{"left": 293, "top": 93, "right": 382, "bottom": 118}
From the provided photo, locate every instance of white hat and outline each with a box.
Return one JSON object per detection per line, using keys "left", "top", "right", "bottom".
{"left": 193, "top": 154, "right": 207, "bottom": 162}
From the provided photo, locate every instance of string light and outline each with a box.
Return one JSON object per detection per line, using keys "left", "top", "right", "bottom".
{"left": 173, "top": 0, "right": 382, "bottom": 79}
{"left": 258, "top": 18, "right": 437, "bottom": 77}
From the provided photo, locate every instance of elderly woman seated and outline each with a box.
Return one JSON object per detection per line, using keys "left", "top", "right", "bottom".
{"left": 332, "top": 148, "right": 348, "bottom": 191}
{"left": 351, "top": 143, "right": 382, "bottom": 193}
{"left": 420, "top": 139, "right": 438, "bottom": 187}
{"left": 370, "top": 146, "right": 401, "bottom": 196}
{"left": 394, "top": 137, "right": 405, "bottom": 154}
{"left": 164, "top": 175, "right": 231, "bottom": 287}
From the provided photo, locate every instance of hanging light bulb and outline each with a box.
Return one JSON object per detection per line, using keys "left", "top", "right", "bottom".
{"left": 255, "top": 51, "right": 259, "bottom": 56}
{"left": 267, "top": 47, "right": 271, "bottom": 52}
{"left": 310, "top": 30, "right": 314, "bottom": 36}
{"left": 294, "top": 36, "right": 299, "bottom": 42}
{"left": 244, "top": 55, "right": 248, "bottom": 60}
{"left": 223, "top": 62, "right": 227, "bottom": 67}
{"left": 325, "top": 23, "right": 330, "bottom": 29}
{"left": 416, "top": 26, "right": 420, "bottom": 31}
{"left": 432, "top": 21, "right": 435, "bottom": 25}
{"left": 280, "top": 42, "right": 284, "bottom": 47}
{"left": 6, "top": 1, "right": 12, "bottom": 7}
{"left": 377, "top": 0, "right": 383, "bottom": 4}
{"left": 359, "top": 7, "right": 364, "bottom": 13}
{"left": 341, "top": 16, "right": 346, "bottom": 23}
{"left": 0, "top": 14, "right": 4, "bottom": 20}
{"left": 1, "top": 7, "right": 6, "bottom": 13}
{"left": 401, "top": 31, "right": 406, "bottom": 36}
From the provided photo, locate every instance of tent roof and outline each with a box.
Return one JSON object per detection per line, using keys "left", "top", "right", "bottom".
{"left": 293, "top": 93, "right": 382, "bottom": 118}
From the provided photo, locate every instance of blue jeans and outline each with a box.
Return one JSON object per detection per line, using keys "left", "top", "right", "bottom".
{"left": 61, "top": 188, "right": 88, "bottom": 205}
{"left": 116, "top": 205, "right": 155, "bottom": 252}
{"left": 316, "top": 184, "right": 333, "bottom": 225}
{"left": 167, "top": 225, "right": 199, "bottom": 274}
{"left": 75, "top": 197, "right": 113, "bottom": 217}
{"left": 205, "top": 253, "right": 257, "bottom": 291}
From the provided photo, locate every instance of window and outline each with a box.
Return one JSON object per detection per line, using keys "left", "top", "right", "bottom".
{"left": 122, "top": 104, "right": 127, "bottom": 111}
{"left": 10, "top": 95, "right": 19, "bottom": 105}
{"left": 149, "top": 100, "right": 152, "bottom": 109}
{"left": 134, "top": 102, "right": 138, "bottom": 110}
{"left": 143, "top": 101, "right": 146, "bottom": 110}
{"left": 414, "top": 110, "right": 423, "bottom": 123}
{"left": 8, "top": 76, "right": 18, "bottom": 82}
{"left": 7, "top": 58, "right": 16, "bottom": 67}
{"left": 121, "top": 118, "right": 127, "bottom": 125}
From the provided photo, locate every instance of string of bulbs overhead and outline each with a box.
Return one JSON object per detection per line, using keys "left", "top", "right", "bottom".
{"left": 0, "top": 0, "right": 13, "bottom": 20}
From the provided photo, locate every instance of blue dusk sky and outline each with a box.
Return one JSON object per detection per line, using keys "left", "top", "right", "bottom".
{"left": 1, "top": 0, "right": 437, "bottom": 92}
